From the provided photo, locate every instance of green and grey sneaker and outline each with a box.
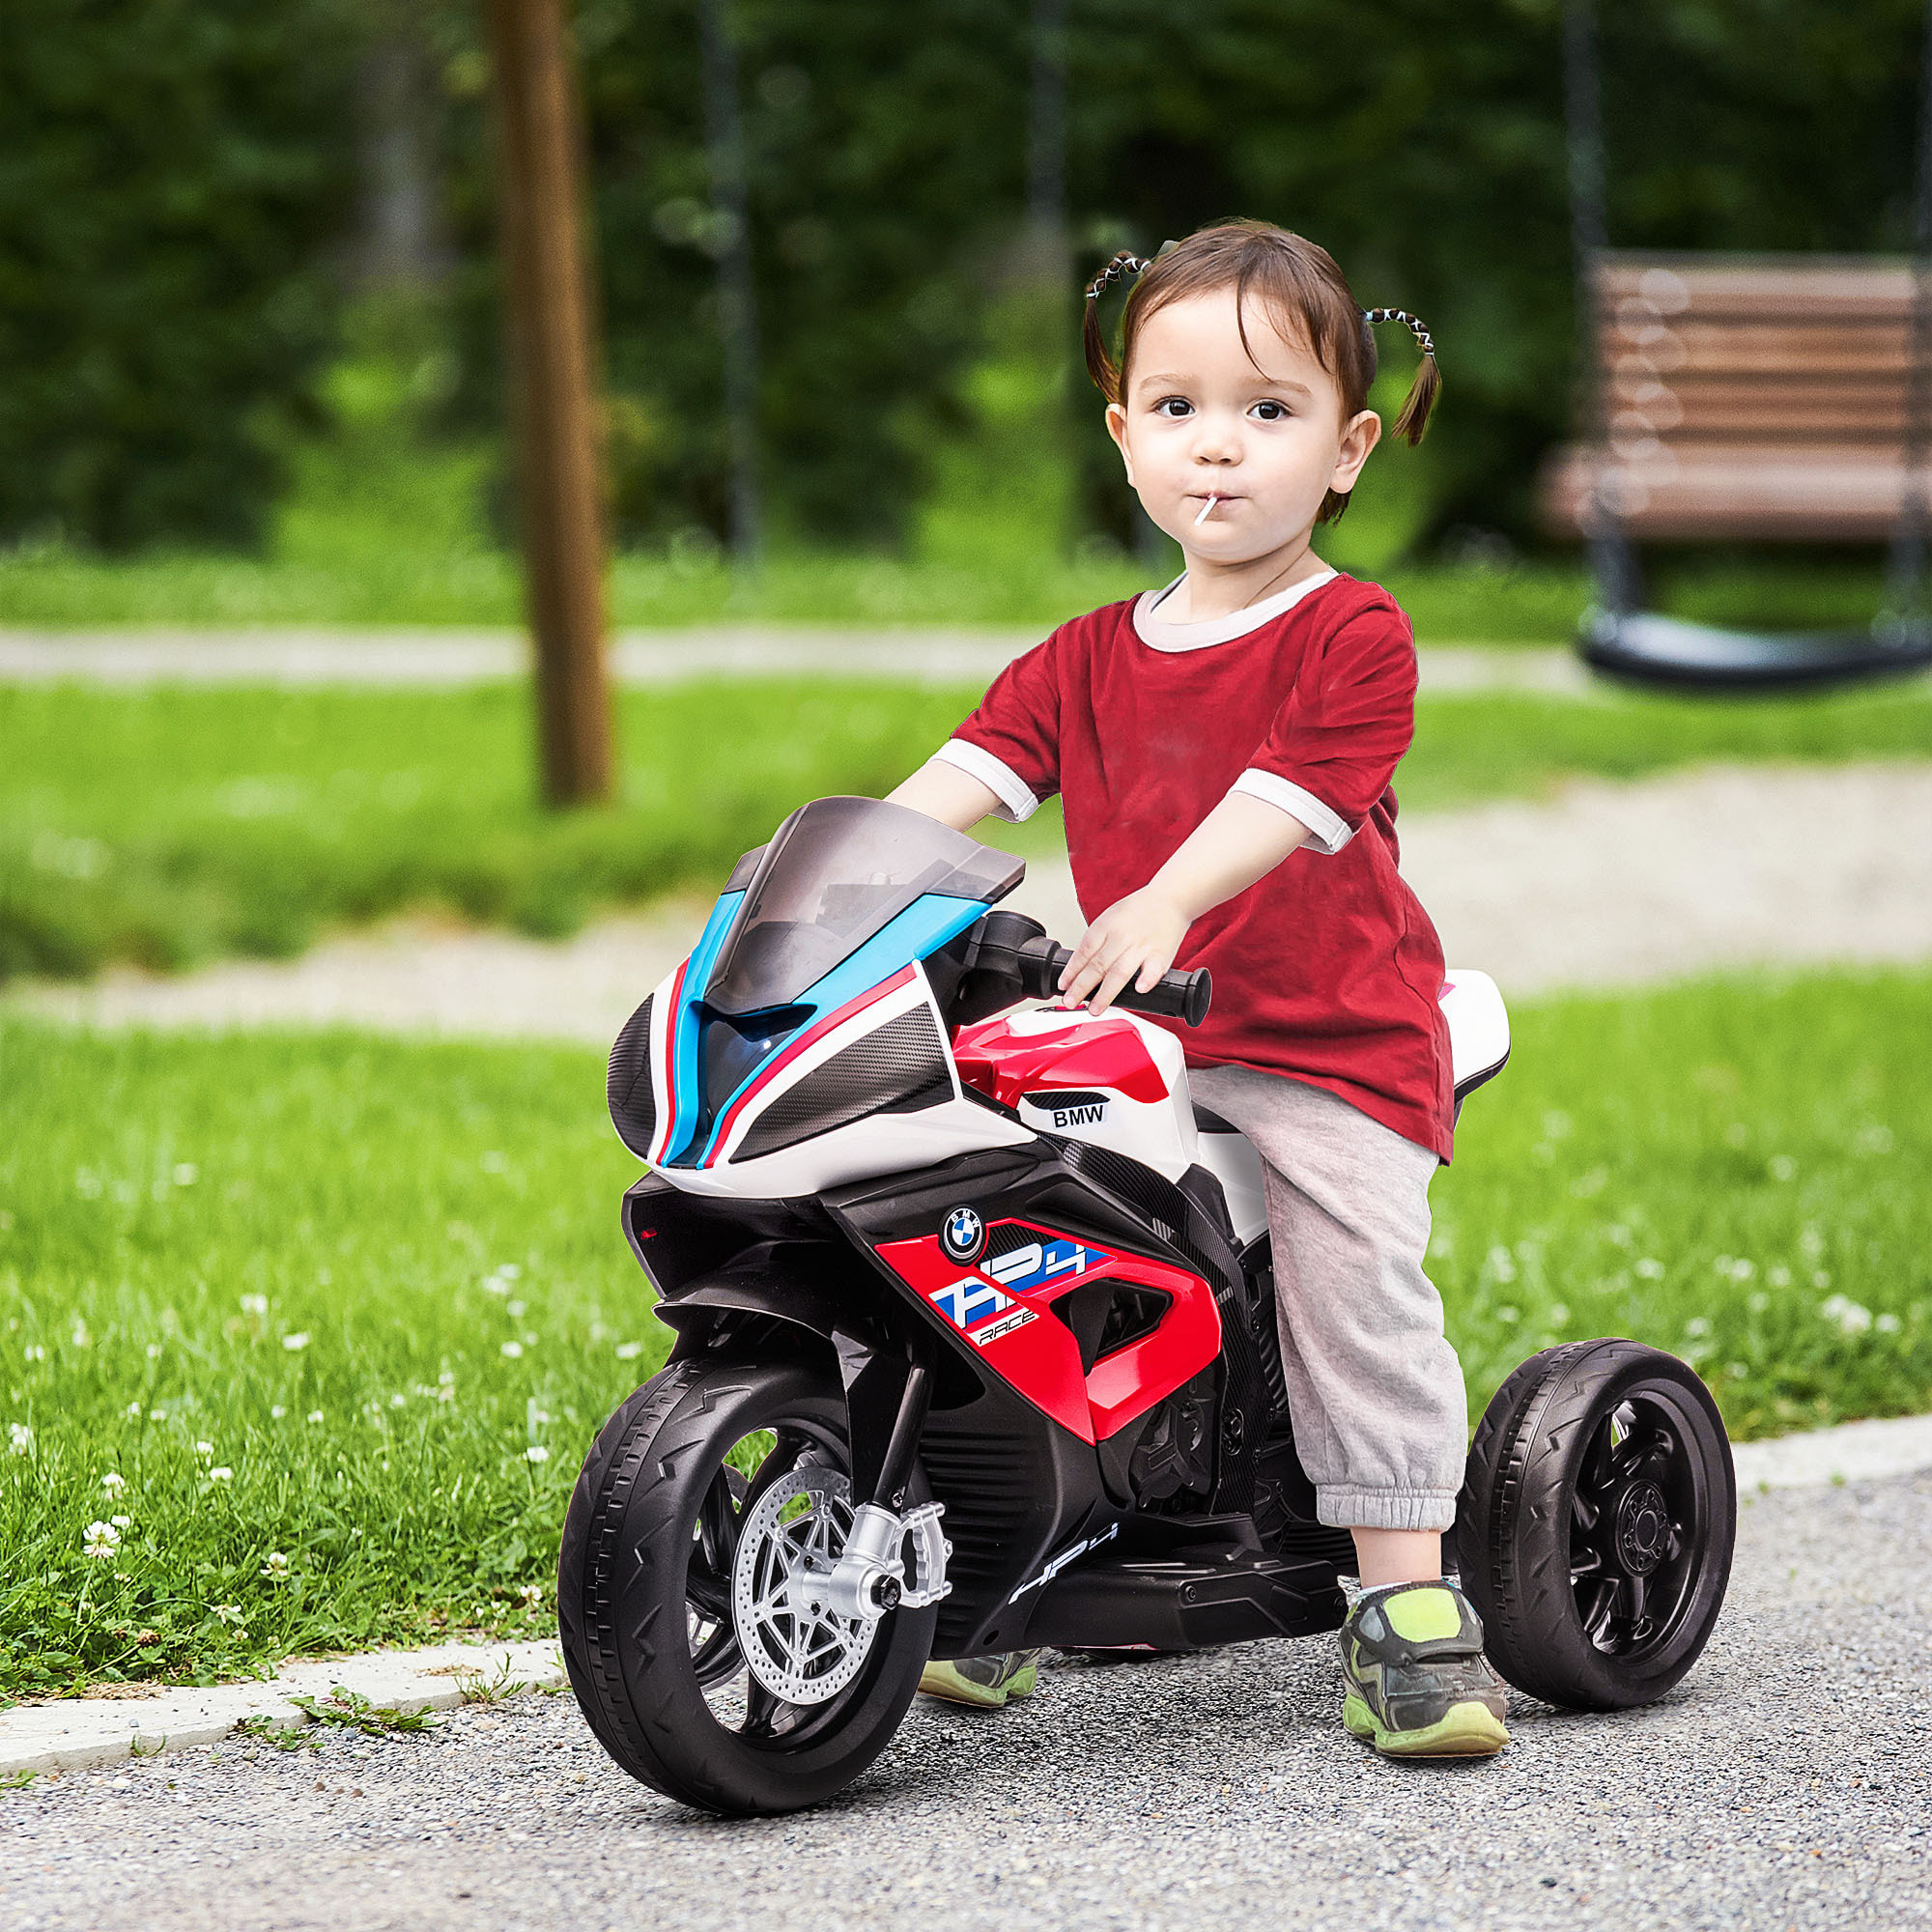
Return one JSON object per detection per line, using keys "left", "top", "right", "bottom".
{"left": 1338, "top": 1577, "right": 1510, "bottom": 1759}
{"left": 918, "top": 1649, "right": 1043, "bottom": 1710}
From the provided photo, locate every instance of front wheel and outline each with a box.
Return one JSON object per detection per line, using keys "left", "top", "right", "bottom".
{"left": 557, "top": 1357, "right": 939, "bottom": 1815}
{"left": 1457, "top": 1339, "right": 1736, "bottom": 1712}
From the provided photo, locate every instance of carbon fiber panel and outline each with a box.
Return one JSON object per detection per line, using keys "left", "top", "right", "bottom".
{"left": 607, "top": 994, "right": 657, "bottom": 1157}
{"left": 732, "top": 1005, "right": 952, "bottom": 1162}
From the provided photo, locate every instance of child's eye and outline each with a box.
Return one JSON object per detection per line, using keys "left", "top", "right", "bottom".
{"left": 1251, "top": 400, "right": 1290, "bottom": 422}
{"left": 1152, "top": 397, "right": 1193, "bottom": 418}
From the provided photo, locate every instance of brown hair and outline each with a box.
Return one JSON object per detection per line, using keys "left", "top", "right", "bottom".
{"left": 1083, "top": 220, "right": 1440, "bottom": 524}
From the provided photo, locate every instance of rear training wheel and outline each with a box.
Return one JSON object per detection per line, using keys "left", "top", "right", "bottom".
{"left": 557, "top": 1358, "right": 939, "bottom": 1814}
{"left": 1457, "top": 1339, "right": 1736, "bottom": 1711}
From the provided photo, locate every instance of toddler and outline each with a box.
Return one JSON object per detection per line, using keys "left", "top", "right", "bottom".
{"left": 887, "top": 220, "right": 1506, "bottom": 1758}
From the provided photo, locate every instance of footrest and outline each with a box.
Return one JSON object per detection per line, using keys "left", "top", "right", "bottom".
{"left": 1023, "top": 1548, "right": 1346, "bottom": 1651}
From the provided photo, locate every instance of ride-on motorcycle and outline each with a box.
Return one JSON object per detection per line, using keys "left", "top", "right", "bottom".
{"left": 559, "top": 796, "right": 1737, "bottom": 1815}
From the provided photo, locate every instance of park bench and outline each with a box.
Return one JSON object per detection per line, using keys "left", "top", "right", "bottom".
{"left": 1544, "top": 251, "right": 1930, "bottom": 544}
{"left": 1540, "top": 249, "right": 1932, "bottom": 686}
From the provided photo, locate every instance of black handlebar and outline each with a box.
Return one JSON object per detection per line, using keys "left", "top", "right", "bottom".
{"left": 1016, "top": 937, "right": 1212, "bottom": 1028}
{"left": 932, "top": 909, "right": 1212, "bottom": 1031}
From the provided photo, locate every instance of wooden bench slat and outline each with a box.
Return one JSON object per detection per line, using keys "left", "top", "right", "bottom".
{"left": 1544, "top": 250, "right": 1932, "bottom": 540}
{"left": 1611, "top": 327, "right": 1914, "bottom": 381}
{"left": 1544, "top": 443, "right": 1932, "bottom": 542}
{"left": 1597, "top": 255, "right": 1917, "bottom": 321}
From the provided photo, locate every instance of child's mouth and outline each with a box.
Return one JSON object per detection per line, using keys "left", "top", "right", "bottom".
{"left": 1191, "top": 492, "right": 1238, "bottom": 525}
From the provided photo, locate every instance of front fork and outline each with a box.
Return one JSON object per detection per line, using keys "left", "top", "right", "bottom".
{"left": 823, "top": 1346, "right": 952, "bottom": 1621}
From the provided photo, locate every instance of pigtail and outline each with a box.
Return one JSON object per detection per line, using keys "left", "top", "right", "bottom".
{"left": 1365, "top": 307, "right": 1440, "bottom": 445}
{"left": 1083, "top": 250, "right": 1150, "bottom": 404}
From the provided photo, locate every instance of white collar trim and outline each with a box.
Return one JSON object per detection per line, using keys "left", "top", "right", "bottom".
{"left": 1132, "top": 567, "right": 1341, "bottom": 652}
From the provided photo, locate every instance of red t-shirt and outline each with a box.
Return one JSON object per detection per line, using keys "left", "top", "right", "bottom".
{"left": 932, "top": 569, "right": 1454, "bottom": 1161}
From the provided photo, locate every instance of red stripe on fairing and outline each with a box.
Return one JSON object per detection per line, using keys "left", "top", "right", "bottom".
{"left": 647, "top": 957, "right": 690, "bottom": 1164}
{"left": 704, "top": 964, "right": 922, "bottom": 1161}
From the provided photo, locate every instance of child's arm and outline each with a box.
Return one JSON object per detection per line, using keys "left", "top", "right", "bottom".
{"left": 1058, "top": 793, "right": 1312, "bottom": 1012}
{"left": 885, "top": 761, "right": 1005, "bottom": 833}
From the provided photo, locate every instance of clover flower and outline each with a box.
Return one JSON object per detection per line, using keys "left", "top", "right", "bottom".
{"left": 614, "top": 1342, "right": 642, "bottom": 1361}
{"left": 500, "top": 1341, "right": 524, "bottom": 1359}
{"left": 110, "top": 1514, "right": 131, "bottom": 1529}
{"left": 240, "top": 1293, "right": 268, "bottom": 1318}
{"left": 100, "top": 1471, "right": 128, "bottom": 1495}
{"left": 209, "top": 1466, "right": 234, "bottom": 1483}
{"left": 83, "top": 1520, "right": 122, "bottom": 1560}
{"left": 123, "top": 1401, "right": 143, "bottom": 1420}
{"left": 282, "top": 1332, "right": 310, "bottom": 1352}
{"left": 1819, "top": 1293, "right": 1874, "bottom": 1337}
{"left": 525, "top": 1445, "right": 550, "bottom": 1464}
{"left": 7, "top": 1423, "right": 32, "bottom": 1457}
{"left": 261, "top": 1551, "right": 291, "bottom": 1581}
{"left": 307, "top": 1410, "right": 325, "bottom": 1425}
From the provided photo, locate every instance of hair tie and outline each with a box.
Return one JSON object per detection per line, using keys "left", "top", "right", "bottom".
{"left": 1086, "top": 251, "right": 1150, "bottom": 303}
{"left": 1365, "top": 306, "right": 1435, "bottom": 358}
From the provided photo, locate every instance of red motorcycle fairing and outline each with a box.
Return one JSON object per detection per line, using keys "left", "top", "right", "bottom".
{"left": 871, "top": 1219, "right": 1220, "bottom": 1443}
{"left": 953, "top": 1009, "right": 1174, "bottom": 1109}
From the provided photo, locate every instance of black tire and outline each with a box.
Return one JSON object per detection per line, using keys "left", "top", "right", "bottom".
{"left": 557, "top": 1357, "right": 939, "bottom": 1815}
{"left": 1456, "top": 1339, "right": 1736, "bottom": 1712}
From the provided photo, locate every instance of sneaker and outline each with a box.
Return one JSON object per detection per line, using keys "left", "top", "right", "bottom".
{"left": 1338, "top": 1578, "right": 1509, "bottom": 1759}
{"left": 918, "top": 1649, "right": 1042, "bottom": 1710}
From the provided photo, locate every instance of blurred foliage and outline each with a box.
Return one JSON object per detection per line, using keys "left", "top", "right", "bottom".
{"left": 2, "top": 0, "right": 1928, "bottom": 554}
{"left": 0, "top": 0, "right": 362, "bottom": 550}
{"left": 400, "top": 0, "right": 1932, "bottom": 554}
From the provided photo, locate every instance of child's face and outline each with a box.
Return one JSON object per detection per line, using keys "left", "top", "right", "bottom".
{"left": 1105, "top": 290, "right": 1380, "bottom": 565}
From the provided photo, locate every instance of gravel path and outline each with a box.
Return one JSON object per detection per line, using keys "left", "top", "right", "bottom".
{"left": 0, "top": 626, "right": 1602, "bottom": 696}
{"left": 4, "top": 1471, "right": 1926, "bottom": 1932}
{"left": 12, "top": 761, "right": 1931, "bottom": 1041}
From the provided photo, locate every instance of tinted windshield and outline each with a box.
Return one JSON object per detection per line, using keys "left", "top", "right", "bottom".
{"left": 701, "top": 796, "right": 1023, "bottom": 1014}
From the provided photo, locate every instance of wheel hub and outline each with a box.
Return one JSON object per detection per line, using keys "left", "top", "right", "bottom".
{"left": 1614, "top": 1479, "right": 1670, "bottom": 1577}
{"left": 730, "top": 1466, "right": 878, "bottom": 1706}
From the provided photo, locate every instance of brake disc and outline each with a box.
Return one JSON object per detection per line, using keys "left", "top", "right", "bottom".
{"left": 730, "top": 1465, "right": 878, "bottom": 1705}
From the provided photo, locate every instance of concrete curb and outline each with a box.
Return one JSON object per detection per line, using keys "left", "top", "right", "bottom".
{"left": 1729, "top": 1409, "right": 1932, "bottom": 1492}
{"left": 0, "top": 1638, "right": 563, "bottom": 1779}
{"left": 4, "top": 1412, "right": 1925, "bottom": 1780}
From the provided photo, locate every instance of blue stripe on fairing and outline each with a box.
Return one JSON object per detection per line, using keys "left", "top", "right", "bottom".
{"left": 665, "top": 892, "right": 990, "bottom": 1169}
{"left": 655, "top": 890, "right": 743, "bottom": 1165}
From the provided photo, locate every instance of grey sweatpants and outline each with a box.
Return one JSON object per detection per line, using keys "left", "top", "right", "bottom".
{"left": 1186, "top": 1065, "right": 1465, "bottom": 1533}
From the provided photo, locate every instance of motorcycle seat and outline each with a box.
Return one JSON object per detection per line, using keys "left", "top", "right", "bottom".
{"left": 1440, "top": 968, "right": 1511, "bottom": 1107}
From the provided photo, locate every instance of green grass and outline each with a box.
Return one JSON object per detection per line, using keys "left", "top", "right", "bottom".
{"left": 0, "top": 1022, "right": 643, "bottom": 1702}
{"left": 1433, "top": 969, "right": 1932, "bottom": 1441}
{"left": 3, "top": 677, "right": 1928, "bottom": 983}
{"left": 0, "top": 544, "right": 1904, "bottom": 642}
{"left": 1, "top": 964, "right": 1926, "bottom": 1699}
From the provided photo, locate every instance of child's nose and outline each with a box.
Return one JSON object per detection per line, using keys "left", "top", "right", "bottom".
{"left": 1190, "top": 419, "right": 1242, "bottom": 463}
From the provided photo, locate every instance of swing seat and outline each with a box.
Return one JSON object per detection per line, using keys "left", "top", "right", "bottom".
{"left": 1580, "top": 611, "right": 1932, "bottom": 692}
{"left": 1545, "top": 253, "right": 1932, "bottom": 692}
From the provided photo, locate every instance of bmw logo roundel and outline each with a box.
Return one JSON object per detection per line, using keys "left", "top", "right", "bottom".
{"left": 940, "top": 1206, "right": 985, "bottom": 1264}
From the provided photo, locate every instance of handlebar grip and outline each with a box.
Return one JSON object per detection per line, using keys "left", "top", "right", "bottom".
{"left": 1015, "top": 938, "right": 1212, "bottom": 1028}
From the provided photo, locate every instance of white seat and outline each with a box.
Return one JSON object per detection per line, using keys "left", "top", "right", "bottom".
{"left": 1439, "top": 969, "right": 1510, "bottom": 1104}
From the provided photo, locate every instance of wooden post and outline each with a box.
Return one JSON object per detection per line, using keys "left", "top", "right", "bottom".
{"left": 483, "top": 0, "right": 614, "bottom": 807}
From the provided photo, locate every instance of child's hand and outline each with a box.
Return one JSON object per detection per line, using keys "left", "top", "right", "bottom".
{"left": 1057, "top": 889, "right": 1191, "bottom": 1014}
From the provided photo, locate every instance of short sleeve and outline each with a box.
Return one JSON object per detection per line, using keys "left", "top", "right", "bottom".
{"left": 1230, "top": 608, "right": 1416, "bottom": 854}
{"left": 925, "top": 630, "right": 1064, "bottom": 823}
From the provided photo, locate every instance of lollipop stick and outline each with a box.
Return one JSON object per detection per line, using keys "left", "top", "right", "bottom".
{"left": 1193, "top": 493, "right": 1218, "bottom": 526}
